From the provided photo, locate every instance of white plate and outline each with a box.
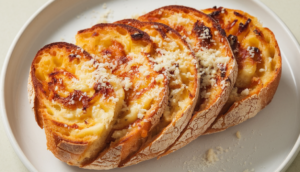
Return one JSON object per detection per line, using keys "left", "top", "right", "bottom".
{"left": 1, "top": 0, "right": 300, "bottom": 171}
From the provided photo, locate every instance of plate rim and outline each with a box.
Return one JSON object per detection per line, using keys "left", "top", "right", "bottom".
{"left": 1, "top": 0, "right": 299, "bottom": 172}
{"left": 0, "top": 1, "right": 54, "bottom": 171}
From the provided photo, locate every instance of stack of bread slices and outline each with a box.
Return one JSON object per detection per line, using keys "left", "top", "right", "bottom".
{"left": 27, "top": 5, "right": 281, "bottom": 169}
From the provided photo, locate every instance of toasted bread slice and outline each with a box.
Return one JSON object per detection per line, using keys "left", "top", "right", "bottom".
{"left": 139, "top": 5, "right": 238, "bottom": 157}
{"left": 114, "top": 19, "right": 200, "bottom": 166}
{"left": 202, "top": 7, "right": 281, "bottom": 134}
{"left": 75, "top": 24, "right": 168, "bottom": 169}
{"left": 28, "top": 42, "right": 125, "bottom": 166}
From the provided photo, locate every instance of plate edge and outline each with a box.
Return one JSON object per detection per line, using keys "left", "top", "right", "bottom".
{"left": 0, "top": 1, "right": 55, "bottom": 172}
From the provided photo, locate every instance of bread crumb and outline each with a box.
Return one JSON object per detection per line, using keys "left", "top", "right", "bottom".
{"left": 97, "top": 9, "right": 112, "bottom": 24}
{"left": 236, "top": 131, "right": 241, "bottom": 139}
{"left": 102, "top": 3, "right": 107, "bottom": 9}
{"left": 206, "top": 149, "right": 219, "bottom": 163}
{"left": 216, "top": 146, "right": 224, "bottom": 154}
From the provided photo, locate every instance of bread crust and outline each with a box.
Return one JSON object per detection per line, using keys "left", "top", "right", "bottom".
{"left": 202, "top": 8, "right": 282, "bottom": 134}
{"left": 28, "top": 68, "right": 42, "bottom": 127}
{"left": 75, "top": 24, "right": 169, "bottom": 169}
{"left": 139, "top": 5, "right": 237, "bottom": 158}
{"left": 113, "top": 19, "right": 200, "bottom": 167}
{"left": 43, "top": 117, "right": 88, "bottom": 165}
{"left": 161, "top": 57, "right": 237, "bottom": 156}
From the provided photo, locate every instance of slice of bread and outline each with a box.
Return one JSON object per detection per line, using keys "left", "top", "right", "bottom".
{"left": 28, "top": 42, "right": 125, "bottom": 166}
{"left": 139, "top": 5, "right": 238, "bottom": 157}
{"left": 114, "top": 19, "right": 200, "bottom": 167}
{"left": 75, "top": 24, "right": 169, "bottom": 169}
{"left": 202, "top": 7, "right": 282, "bottom": 134}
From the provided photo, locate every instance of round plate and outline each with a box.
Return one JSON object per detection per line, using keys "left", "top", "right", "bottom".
{"left": 1, "top": 0, "right": 300, "bottom": 171}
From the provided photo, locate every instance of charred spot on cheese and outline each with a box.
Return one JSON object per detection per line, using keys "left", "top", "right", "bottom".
{"left": 238, "top": 19, "right": 251, "bottom": 33}
{"left": 131, "top": 32, "right": 144, "bottom": 40}
{"left": 227, "top": 35, "right": 239, "bottom": 55}
{"left": 253, "top": 29, "right": 262, "bottom": 36}
{"left": 117, "top": 56, "right": 129, "bottom": 65}
{"left": 246, "top": 47, "right": 260, "bottom": 58}
{"left": 226, "top": 19, "right": 238, "bottom": 30}
{"left": 214, "top": 24, "right": 226, "bottom": 37}
{"left": 53, "top": 90, "right": 90, "bottom": 110}
{"left": 155, "top": 27, "right": 167, "bottom": 38}
{"left": 234, "top": 11, "right": 243, "bottom": 17}
{"left": 193, "top": 20, "right": 212, "bottom": 47}
{"left": 69, "top": 54, "right": 77, "bottom": 58}
{"left": 102, "top": 50, "right": 112, "bottom": 56}
{"left": 247, "top": 47, "right": 261, "bottom": 62}
{"left": 94, "top": 82, "right": 114, "bottom": 96}
{"left": 92, "top": 32, "right": 99, "bottom": 37}
{"left": 219, "top": 65, "right": 227, "bottom": 78}
{"left": 208, "top": 10, "right": 221, "bottom": 18}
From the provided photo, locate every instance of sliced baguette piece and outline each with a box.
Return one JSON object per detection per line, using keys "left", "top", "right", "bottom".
{"left": 202, "top": 7, "right": 282, "bottom": 134}
{"left": 139, "top": 5, "right": 238, "bottom": 157}
{"left": 114, "top": 19, "right": 200, "bottom": 167}
{"left": 28, "top": 42, "right": 125, "bottom": 166}
{"left": 75, "top": 23, "right": 169, "bottom": 169}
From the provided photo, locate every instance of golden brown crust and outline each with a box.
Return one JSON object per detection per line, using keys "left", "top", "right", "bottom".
{"left": 77, "top": 23, "right": 153, "bottom": 46}
{"left": 28, "top": 68, "right": 42, "bottom": 128}
{"left": 139, "top": 5, "right": 237, "bottom": 158}
{"left": 202, "top": 7, "right": 282, "bottom": 134}
{"left": 43, "top": 117, "right": 88, "bottom": 165}
{"left": 114, "top": 19, "right": 200, "bottom": 167}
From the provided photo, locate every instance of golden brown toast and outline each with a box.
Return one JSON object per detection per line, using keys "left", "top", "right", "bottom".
{"left": 202, "top": 7, "right": 281, "bottom": 134}
{"left": 75, "top": 23, "right": 169, "bottom": 169}
{"left": 28, "top": 42, "right": 125, "bottom": 166}
{"left": 139, "top": 5, "right": 238, "bottom": 157}
{"left": 114, "top": 19, "right": 200, "bottom": 167}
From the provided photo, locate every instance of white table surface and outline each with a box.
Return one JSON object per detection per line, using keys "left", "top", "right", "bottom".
{"left": 0, "top": 0, "right": 299, "bottom": 171}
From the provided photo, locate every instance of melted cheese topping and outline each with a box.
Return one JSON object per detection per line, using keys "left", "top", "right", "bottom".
{"left": 35, "top": 46, "right": 125, "bottom": 140}
{"left": 196, "top": 48, "right": 230, "bottom": 99}
{"left": 139, "top": 10, "right": 233, "bottom": 110}
{"left": 76, "top": 26, "right": 167, "bottom": 139}
{"left": 143, "top": 26, "right": 197, "bottom": 123}
{"left": 202, "top": 8, "right": 280, "bottom": 106}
